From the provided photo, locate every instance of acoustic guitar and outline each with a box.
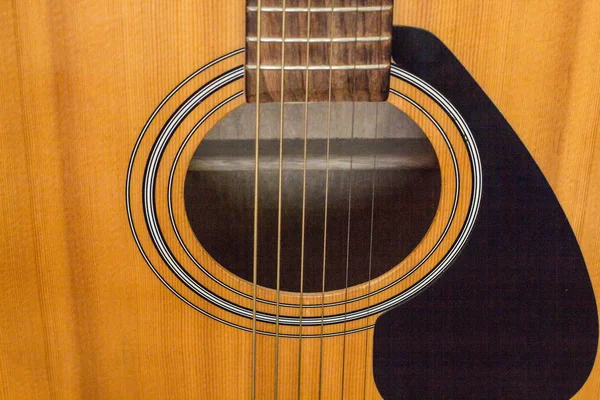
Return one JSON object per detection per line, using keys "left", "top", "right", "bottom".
{"left": 1, "top": 1, "right": 599, "bottom": 399}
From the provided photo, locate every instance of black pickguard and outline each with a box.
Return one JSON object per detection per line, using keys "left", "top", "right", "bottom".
{"left": 372, "top": 26, "right": 598, "bottom": 399}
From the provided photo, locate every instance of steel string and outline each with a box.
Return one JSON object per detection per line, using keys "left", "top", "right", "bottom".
{"left": 297, "top": 0, "right": 312, "bottom": 398}
{"left": 317, "top": 2, "right": 336, "bottom": 398}
{"left": 251, "top": 1, "right": 263, "bottom": 399}
{"left": 363, "top": 2, "right": 384, "bottom": 397}
{"left": 274, "top": 1, "right": 287, "bottom": 398}
{"left": 340, "top": 1, "right": 361, "bottom": 398}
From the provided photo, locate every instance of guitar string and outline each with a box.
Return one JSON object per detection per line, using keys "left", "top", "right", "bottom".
{"left": 274, "top": 1, "right": 287, "bottom": 398}
{"left": 318, "top": 2, "right": 336, "bottom": 398}
{"left": 297, "top": 0, "right": 312, "bottom": 399}
{"left": 363, "top": 2, "right": 384, "bottom": 397}
{"left": 251, "top": 1, "right": 262, "bottom": 399}
{"left": 340, "top": 1, "right": 361, "bottom": 397}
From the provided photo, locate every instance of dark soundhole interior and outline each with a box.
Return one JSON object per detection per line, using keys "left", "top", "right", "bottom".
{"left": 184, "top": 102, "right": 441, "bottom": 292}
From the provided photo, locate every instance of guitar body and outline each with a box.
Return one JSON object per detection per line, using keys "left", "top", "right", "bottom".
{"left": 1, "top": 1, "right": 599, "bottom": 399}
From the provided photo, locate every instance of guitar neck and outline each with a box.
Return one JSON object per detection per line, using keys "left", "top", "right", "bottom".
{"left": 245, "top": 0, "right": 393, "bottom": 103}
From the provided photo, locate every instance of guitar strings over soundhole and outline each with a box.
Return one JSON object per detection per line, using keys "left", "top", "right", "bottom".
{"left": 184, "top": 102, "right": 441, "bottom": 292}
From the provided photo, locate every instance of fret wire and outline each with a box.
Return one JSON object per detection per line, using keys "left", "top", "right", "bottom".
{"left": 247, "top": 6, "right": 392, "bottom": 12}
{"left": 246, "top": 36, "right": 391, "bottom": 43}
{"left": 246, "top": 64, "right": 389, "bottom": 70}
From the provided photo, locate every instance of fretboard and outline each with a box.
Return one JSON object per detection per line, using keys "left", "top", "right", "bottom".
{"left": 245, "top": 0, "right": 393, "bottom": 103}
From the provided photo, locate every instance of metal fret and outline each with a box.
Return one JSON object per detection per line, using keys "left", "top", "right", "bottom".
{"left": 245, "top": 64, "right": 389, "bottom": 71}
{"left": 247, "top": 6, "right": 392, "bottom": 13}
{"left": 246, "top": 36, "right": 391, "bottom": 43}
{"left": 245, "top": 0, "right": 393, "bottom": 102}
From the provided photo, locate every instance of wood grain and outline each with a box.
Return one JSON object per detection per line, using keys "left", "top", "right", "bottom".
{"left": 0, "top": 0, "right": 598, "bottom": 399}
{"left": 245, "top": 0, "right": 393, "bottom": 102}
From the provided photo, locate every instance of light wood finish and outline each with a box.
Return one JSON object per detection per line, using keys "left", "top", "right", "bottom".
{"left": 144, "top": 71, "right": 471, "bottom": 338}
{"left": 0, "top": 1, "right": 599, "bottom": 399}
{"left": 123, "top": 49, "right": 470, "bottom": 399}
{"left": 245, "top": 0, "right": 392, "bottom": 102}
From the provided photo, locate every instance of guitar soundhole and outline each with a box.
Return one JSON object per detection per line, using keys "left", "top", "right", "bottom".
{"left": 184, "top": 102, "right": 441, "bottom": 292}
